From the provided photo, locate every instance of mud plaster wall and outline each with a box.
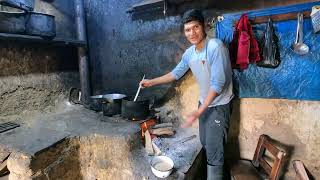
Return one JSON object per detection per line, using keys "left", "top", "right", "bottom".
{"left": 0, "top": 0, "right": 79, "bottom": 118}
{"left": 75, "top": 0, "right": 319, "bottom": 179}
{"left": 167, "top": 78, "right": 320, "bottom": 179}
{"left": 148, "top": 1, "right": 320, "bottom": 179}
{"left": 162, "top": 5, "right": 319, "bottom": 180}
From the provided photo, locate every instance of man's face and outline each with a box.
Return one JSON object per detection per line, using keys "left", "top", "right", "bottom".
{"left": 184, "top": 20, "right": 205, "bottom": 45}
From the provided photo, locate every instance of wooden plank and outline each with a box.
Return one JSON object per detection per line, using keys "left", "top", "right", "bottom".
{"left": 259, "top": 157, "right": 272, "bottom": 174}
{"left": 144, "top": 130, "right": 154, "bottom": 155}
{"left": 0, "top": 154, "right": 9, "bottom": 176}
{"left": 149, "top": 127, "right": 174, "bottom": 136}
{"left": 293, "top": 160, "right": 310, "bottom": 180}
{"left": 0, "top": 33, "right": 86, "bottom": 47}
{"left": 234, "top": 10, "right": 312, "bottom": 25}
{"left": 250, "top": 10, "right": 311, "bottom": 24}
{"left": 152, "top": 123, "right": 173, "bottom": 129}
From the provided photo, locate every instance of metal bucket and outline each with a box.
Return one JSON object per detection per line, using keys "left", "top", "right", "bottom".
{"left": 25, "top": 12, "right": 56, "bottom": 38}
{"left": 0, "top": 0, "right": 34, "bottom": 11}
{"left": 0, "top": 11, "right": 26, "bottom": 33}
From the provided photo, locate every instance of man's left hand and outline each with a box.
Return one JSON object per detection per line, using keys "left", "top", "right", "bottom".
{"left": 181, "top": 111, "right": 201, "bottom": 128}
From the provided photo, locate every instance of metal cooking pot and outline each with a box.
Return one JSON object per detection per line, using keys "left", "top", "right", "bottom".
{"left": 0, "top": 11, "right": 26, "bottom": 33}
{"left": 102, "top": 93, "right": 126, "bottom": 116}
{"left": 121, "top": 97, "right": 151, "bottom": 120}
{"left": 89, "top": 95, "right": 103, "bottom": 112}
{"left": 0, "top": 0, "right": 35, "bottom": 11}
{"left": 25, "top": 12, "right": 56, "bottom": 38}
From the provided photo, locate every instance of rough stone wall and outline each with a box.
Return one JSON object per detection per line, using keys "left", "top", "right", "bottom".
{"left": 0, "top": 43, "right": 79, "bottom": 117}
{"left": 0, "top": 0, "right": 79, "bottom": 118}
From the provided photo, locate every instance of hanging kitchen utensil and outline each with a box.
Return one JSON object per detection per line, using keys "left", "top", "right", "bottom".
{"left": 0, "top": 11, "right": 26, "bottom": 33}
{"left": 0, "top": 0, "right": 34, "bottom": 11}
{"left": 293, "top": 13, "right": 309, "bottom": 55}
{"left": 25, "top": 12, "right": 56, "bottom": 38}
{"left": 134, "top": 74, "right": 145, "bottom": 101}
{"left": 257, "top": 18, "right": 280, "bottom": 68}
{"left": 311, "top": 5, "right": 320, "bottom": 33}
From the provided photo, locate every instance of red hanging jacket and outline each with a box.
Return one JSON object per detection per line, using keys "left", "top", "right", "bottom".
{"left": 230, "top": 14, "right": 260, "bottom": 70}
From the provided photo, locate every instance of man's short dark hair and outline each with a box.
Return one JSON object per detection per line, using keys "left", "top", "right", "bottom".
{"left": 181, "top": 9, "right": 204, "bottom": 25}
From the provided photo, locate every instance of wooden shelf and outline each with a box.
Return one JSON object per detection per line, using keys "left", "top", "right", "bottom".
{"left": 0, "top": 32, "right": 86, "bottom": 47}
{"left": 233, "top": 10, "right": 312, "bottom": 26}
{"left": 250, "top": 10, "right": 311, "bottom": 24}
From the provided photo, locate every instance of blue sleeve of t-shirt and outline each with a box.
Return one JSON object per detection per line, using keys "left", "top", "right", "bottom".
{"left": 171, "top": 52, "right": 190, "bottom": 80}
{"left": 209, "top": 43, "right": 231, "bottom": 94}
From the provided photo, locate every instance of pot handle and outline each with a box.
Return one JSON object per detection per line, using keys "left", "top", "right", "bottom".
{"left": 149, "top": 96, "right": 155, "bottom": 109}
{"left": 69, "top": 87, "right": 82, "bottom": 104}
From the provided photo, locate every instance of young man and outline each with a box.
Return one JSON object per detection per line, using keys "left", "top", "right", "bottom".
{"left": 140, "top": 9, "right": 233, "bottom": 180}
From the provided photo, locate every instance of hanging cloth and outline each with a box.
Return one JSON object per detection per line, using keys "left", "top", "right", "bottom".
{"left": 229, "top": 14, "right": 260, "bottom": 70}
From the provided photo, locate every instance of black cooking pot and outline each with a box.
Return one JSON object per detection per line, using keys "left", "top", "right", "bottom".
{"left": 0, "top": 0, "right": 35, "bottom": 11}
{"left": 102, "top": 94, "right": 126, "bottom": 116}
{"left": 121, "top": 97, "right": 151, "bottom": 120}
{"left": 25, "top": 12, "right": 56, "bottom": 38}
{"left": 89, "top": 95, "right": 104, "bottom": 112}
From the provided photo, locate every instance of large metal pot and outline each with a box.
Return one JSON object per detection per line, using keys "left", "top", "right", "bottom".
{"left": 121, "top": 97, "right": 150, "bottom": 120}
{"left": 0, "top": 11, "right": 26, "bottom": 33}
{"left": 25, "top": 12, "right": 56, "bottom": 38}
{"left": 102, "top": 93, "right": 126, "bottom": 116}
{"left": 0, "top": 0, "right": 35, "bottom": 11}
{"left": 89, "top": 95, "right": 103, "bottom": 112}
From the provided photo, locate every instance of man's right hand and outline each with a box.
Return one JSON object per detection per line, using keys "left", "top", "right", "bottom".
{"left": 139, "top": 72, "right": 175, "bottom": 88}
{"left": 140, "top": 79, "right": 154, "bottom": 88}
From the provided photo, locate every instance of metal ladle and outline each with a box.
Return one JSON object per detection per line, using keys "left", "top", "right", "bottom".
{"left": 293, "top": 13, "right": 309, "bottom": 55}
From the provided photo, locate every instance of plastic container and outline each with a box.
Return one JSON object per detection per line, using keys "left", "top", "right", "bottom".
{"left": 311, "top": 5, "right": 320, "bottom": 33}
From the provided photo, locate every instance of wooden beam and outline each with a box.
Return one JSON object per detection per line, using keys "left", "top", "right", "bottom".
{"left": 250, "top": 10, "right": 311, "bottom": 24}
{"left": 0, "top": 32, "right": 86, "bottom": 47}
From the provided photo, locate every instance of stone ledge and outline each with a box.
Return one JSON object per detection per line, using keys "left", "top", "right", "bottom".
{"left": 0, "top": 104, "right": 202, "bottom": 179}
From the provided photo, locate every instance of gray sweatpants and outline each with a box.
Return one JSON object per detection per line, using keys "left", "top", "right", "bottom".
{"left": 199, "top": 102, "right": 232, "bottom": 166}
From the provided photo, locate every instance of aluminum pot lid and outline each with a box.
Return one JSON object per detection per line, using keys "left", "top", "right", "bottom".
{"left": 103, "top": 93, "right": 126, "bottom": 100}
